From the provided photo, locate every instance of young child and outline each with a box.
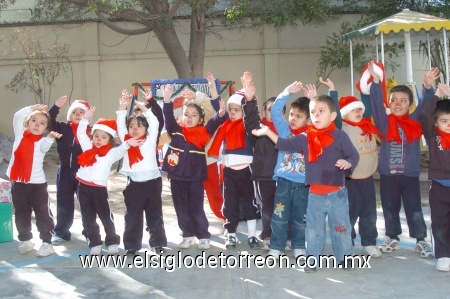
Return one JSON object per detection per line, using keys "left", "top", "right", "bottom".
{"left": 419, "top": 82, "right": 450, "bottom": 271}
{"left": 7, "top": 104, "right": 61, "bottom": 257}
{"left": 208, "top": 81, "right": 261, "bottom": 249}
{"left": 162, "top": 84, "right": 227, "bottom": 250}
{"left": 253, "top": 93, "right": 359, "bottom": 272}
{"left": 117, "top": 91, "right": 167, "bottom": 256}
{"left": 262, "top": 81, "right": 312, "bottom": 258}
{"left": 369, "top": 62, "right": 439, "bottom": 257}
{"left": 242, "top": 73, "right": 277, "bottom": 250}
{"left": 76, "top": 106, "right": 141, "bottom": 255}
{"left": 48, "top": 97, "right": 90, "bottom": 245}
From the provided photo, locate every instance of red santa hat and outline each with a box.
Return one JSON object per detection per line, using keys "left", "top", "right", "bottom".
{"left": 227, "top": 89, "right": 245, "bottom": 108}
{"left": 339, "top": 96, "right": 365, "bottom": 118}
{"left": 92, "top": 118, "right": 117, "bottom": 137}
{"left": 356, "top": 61, "right": 388, "bottom": 107}
{"left": 67, "top": 100, "right": 90, "bottom": 121}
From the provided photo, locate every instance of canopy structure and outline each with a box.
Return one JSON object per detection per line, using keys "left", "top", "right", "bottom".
{"left": 341, "top": 9, "right": 450, "bottom": 95}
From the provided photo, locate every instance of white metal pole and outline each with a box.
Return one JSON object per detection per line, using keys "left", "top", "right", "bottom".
{"left": 427, "top": 33, "right": 432, "bottom": 70}
{"left": 381, "top": 32, "right": 385, "bottom": 65}
{"left": 404, "top": 31, "right": 413, "bottom": 83}
{"left": 376, "top": 37, "right": 379, "bottom": 61}
{"left": 350, "top": 40, "right": 354, "bottom": 96}
{"left": 444, "top": 29, "right": 449, "bottom": 85}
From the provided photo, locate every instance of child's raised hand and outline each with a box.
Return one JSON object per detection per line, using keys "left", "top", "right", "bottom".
{"left": 84, "top": 106, "right": 96, "bottom": 120}
{"left": 181, "top": 88, "right": 196, "bottom": 100}
{"left": 144, "top": 88, "right": 153, "bottom": 101}
{"left": 437, "top": 83, "right": 450, "bottom": 97}
{"left": 30, "top": 104, "right": 48, "bottom": 112}
{"left": 126, "top": 137, "right": 143, "bottom": 147}
{"left": 240, "top": 71, "right": 252, "bottom": 87}
{"left": 48, "top": 131, "right": 63, "bottom": 139}
{"left": 252, "top": 123, "right": 271, "bottom": 137}
{"left": 134, "top": 100, "right": 148, "bottom": 113}
{"left": 119, "top": 89, "right": 132, "bottom": 110}
{"left": 163, "top": 85, "right": 173, "bottom": 103}
{"left": 244, "top": 81, "right": 256, "bottom": 101}
{"left": 319, "top": 77, "right": 335, "bottom": 90}
{"left": 424, "top": 67, "right": 440, "bottom": 89}
{"left": 218, "top": 99, "right": 226, "bottom": 117}
{"left": 55, "top": 96, "right": 67, "bottom": 108}
{"left": 286, "top": 81, "right": 303, "bottom": 94}
{"left": 206, "top": 71, "right": 216, "bottom": 86}
{"left": 368, "top": 61, "right": 380, "bottom": 83}
{"left": 335, "top": 159, "right": 351, "bottom": 170}
{"left": 303, "top": 84, "right": 317, "bottom": 99}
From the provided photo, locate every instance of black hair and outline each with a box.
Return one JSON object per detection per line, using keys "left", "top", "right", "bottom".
{"left": 433, "top": 98, "right": 450, "bottom": 121}
{"left": 183, "top": 102, "right": 205, "bottom": 125}
{"left": 311, "top": 95, "right": 336, "bottom": 112}
{"left": 389, "top": 85, "right": 414, "bottom": 105}
{"left": 126, "top": 114, "right": 149, "bottom": 135}
{"left": 290, "top": 97, "right": 310, "bottom": 118}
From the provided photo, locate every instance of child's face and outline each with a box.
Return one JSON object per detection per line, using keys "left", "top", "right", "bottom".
{"left": 436, "top": 112, "right": 450, "bottom": 134}
{"left": 288, "top": 107, "right": 309, "bottom": 130}
{"left": 92, "top": 129, "right": 111, "bottom": 148}
{"left": 309, "top": 101, "right": 336, "bottom": 130}
{"left": 262, "top": 102, "right": 274, "bottom": 122}
{"left": 228, "top": 103, "right": 243, "bottom": 122}
{"left": 182, "top": 106, "right": 202, "bottom": 128}
{"left": 69, "top": 108, "right": 86, "bottom": 124}
{"left": 343, "top": 108, "right": 363, "bottom": 123}
{"left": 26, "top": 112, "right": 48, "bottom": 136}
{"left": 389, "top": 91, "right": 411, "bottom": 116}
{"left": 128, "top": 119, "right": 147, "bottom": 138}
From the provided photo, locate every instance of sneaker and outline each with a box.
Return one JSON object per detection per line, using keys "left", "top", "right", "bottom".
{"left": 363, "top": 246, "right": 382, "bottom": 258}
{"left": 151, "top": 246, "right": 165, "bottom": 254}
{"left": 415, "top": 240, "right": 433, "bottom": 258}
{"left": 90, "top": 245, "right": 102, "bottom": 255}
{"left": 378, "top": 236, "right": 400, "bottom": 253}
{"left": 107, "top": 244, "right": 119, "bottom": 255}
{"left": 436, "top": 257, "right": 450, "bottom": 272}
{"left": 36, "top": 243, "right": 55, "bottom": 257}
{"left": 248, "top": 236, "right": 262, "bottom": 249}
{"left": 339, "top": 260, "right": 354, "bottom": 271}
{"left": 285, "top": 240, "right": 292, "bottom": 251}
{"left": 18, "top": 240, "right": 35, "bottom": 254}
{"left": 304, "top": 266, "right": 317, "bottom": 273}
{"left": 225, "top": 235, "right": 236, "bottom": 248}
{"left": 126, "top": 249, "right": 137, "bottom": 256}
{"left": 261, "top": 238, "right": 270, "bottom": 250}
{"left": 51, "top": 236, "right": 67, "bottom": 245}
{"left": 198, "top": 239, "right": 210, "bottom": 250}
{"left": 179, "top": 237, "right": 196, "bottom": 249}
{"left": 268, "top": 249, "right": 282, "bottom": 259}
{"left": 294, "top": 248, "right": 306, "bottom": 258}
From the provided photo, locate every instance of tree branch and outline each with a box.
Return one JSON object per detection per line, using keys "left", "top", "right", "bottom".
{"left": 96, "top": 11, "right": 152, "bottom": 35}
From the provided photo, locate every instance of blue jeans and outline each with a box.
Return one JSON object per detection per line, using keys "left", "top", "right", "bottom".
{"left": 306, "top": 187, "right": 353, "bottom": 262}
{"left": 270, "top": 178, "right": 309, "bottom": 251}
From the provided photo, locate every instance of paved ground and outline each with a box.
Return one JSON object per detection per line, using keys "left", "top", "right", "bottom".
{"left": 1, "top": 180, "right": 449, "bottom": 299}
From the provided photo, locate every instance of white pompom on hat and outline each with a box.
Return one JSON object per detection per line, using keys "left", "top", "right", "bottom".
{"left": 67, "top": 100, "right": 90, "bottom": 121}
{"left": 92, "top": 118, "right": 117, "bottom": 138}
{"left": 227, "top": 89, "right": 245, "bottom": 108}
{"left": 339, "top": 96, "right": 365, "bottom": 118}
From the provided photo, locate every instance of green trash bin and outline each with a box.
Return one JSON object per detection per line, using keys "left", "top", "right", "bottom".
{"left": 0, "top": 202, "right": 13, "bottom": 243}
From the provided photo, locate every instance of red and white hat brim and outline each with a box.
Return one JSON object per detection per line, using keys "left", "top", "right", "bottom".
{"left": 92, "top": 124, "right": 117, "bottom": 137}
{"left": 340, "top": 101, "right": 365, "bottom": 118}
{"left": 67, "top": 102, "right": 89, "bottom": 121}
{"left": 358, "top": 62, "right": 384, "bottom": 95}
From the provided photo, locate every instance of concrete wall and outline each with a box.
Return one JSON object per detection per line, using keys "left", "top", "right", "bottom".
{"left": 0, "top": 15, "right": 432, "bottom": 136}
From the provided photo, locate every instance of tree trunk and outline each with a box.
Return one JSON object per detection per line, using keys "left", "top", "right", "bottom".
{"left": 189, "top": 8, "right": 206, "bottom": 78}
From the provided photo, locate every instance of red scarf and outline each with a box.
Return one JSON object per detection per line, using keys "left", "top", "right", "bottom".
{"left": 306, "top": 123, "right": 336, "bottom": 163}
{"left": 262, "top": 118, "right": 277, "bottom": 134}
{"left": 208, "top": 119, "right": 246, "bottom": 156}
{"left": 436, "top": 127, "right": 450, "bottom": 149}
{"left": 342, "top": 118, "right": 384, "bottom": 141}
{"left": 387, "top": 114, "right": 422, "bottom": 144}
{"left": 181, "top": 125, "right": 211, "bottom": 149}
{"left": 69, "top": 122, "right": 90, "bottom": 145}
{"left": 124, "top": 134, "right": 146, "bottom": 167}
{"left": 78, "top": 143, "right": 113, "bottom": 167}
{"left": 291, "top": 126, "right": 307, "bottom": 136}
{"left": 10, "top": 130, "right": 43, "bottom": 182}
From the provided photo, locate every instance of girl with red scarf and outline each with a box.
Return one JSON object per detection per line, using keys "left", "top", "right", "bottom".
{"left": 7, "top": 104, "right": 62, "bottom": 257}
{"left": 420, "top": 82, "right": 450, "bottom": 271}
{"left": 75, "top": 106, "right": 141, "bottom": 256}
{"left": 117, "top": 90, "right": 167, "bottom": 256}
{"left": 161, "top": 84, "right": 227, "bottom": 250}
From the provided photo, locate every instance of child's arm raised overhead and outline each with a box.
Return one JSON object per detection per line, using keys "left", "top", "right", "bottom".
{"left": 420, "top": 83, "right": 448, "bottom": 142}
{"left": 411, "top": 67, "right": 440, "bottom": 119}
{"left": 368, "top": 61, "right": 388, "bottom": 132}
{"left": 272, "top": 81, "right": 303, "bottom": 135}
{"left": 78, "top": 106, "right": 96, "bottom": 152}
{"left": 117, "top": 89, "right": 132, "bottom": 142}
{"left": 136, "top": 100, "right": 159, "bottom": 141}
{"left": 162, "top": 84, "right": 180, "bottom": 134}
{"left": 319, "top": 77, "right": 342, "bottom": 129}
{"left": 48, "top": 96, "right": 67, "bottom": 133}
{"left": 242, "top": 77, "right": 262, "bottom": 140}
{"left": 144, "top": 88, "right": 164, "bottom": 136}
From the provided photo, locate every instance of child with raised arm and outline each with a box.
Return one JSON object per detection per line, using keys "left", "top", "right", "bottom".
{"left": 263, "top": 81, "right": 312, "bottom": 258}
{"left": 241, "top": 72, "right": 278, "bottom": 250}
{"left": 117, "top": 91, "right": 167, "bottom": 256}
{"left": 162, "top": 84, "right": 227, "bottom": 250}
{"left": 253, "top": 94, "right": 359, "bottom": 272}
{"left": 48, "top": 97, "right": 90, "bottom": 245}
{"left": 419, "top": 82, "right": 450, "bottom": 271}
{"left": 368, "top": 62, "right": 439, "bottom": 257}
{"left": 7, "top": 104, "right": 62, "bottom": 257}
{"left": 76, "top": 106, "right": 141, "bottom": 255}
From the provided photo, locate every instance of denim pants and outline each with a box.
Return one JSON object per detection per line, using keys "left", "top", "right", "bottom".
{"left": 270, "top": 178, "right": 309, "bottom": 251}
{"left": 306, "top": 187, "right": 353, "bottom": 262}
